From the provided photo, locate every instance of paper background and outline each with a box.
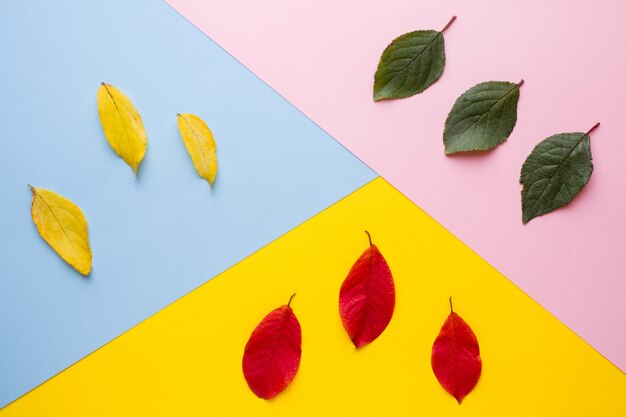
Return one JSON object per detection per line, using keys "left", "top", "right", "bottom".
{"left": 165, "top": 0, "right": 626, "bottom": 370}
{"left": 0, "top": 0, "right": 373, "bottom": 407}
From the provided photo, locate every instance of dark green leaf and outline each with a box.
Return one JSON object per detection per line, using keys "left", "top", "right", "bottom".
{"left": 520, "top": 125, "right": 599, "bottom": 223}
{"left": 373, "top": 17, "right": 455, "bottom": 101}
{"left": 444, "top": 80, "right": 523, "bottom": 154}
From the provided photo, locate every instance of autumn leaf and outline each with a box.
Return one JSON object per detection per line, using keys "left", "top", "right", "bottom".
{"left": 520, "top": 123, "right": 599, "bottom": 223}
{"left": 97, "top": 83, "right": 147, "bottom": 175}
{"left": 444, "top": 80, "right": 523, "bottom": 154}
{"left": 431, "top": 298, "right": 481, "bottom": 404}
{"left": 242, "top": 294, "right": 301, "bottom": 399}
{"left": 373, "top": 16, "right": 456, "bottom": 101}
{"left": 29, "top": 186, "right": 92, "bottom": 275}
{"left": 339, "top": 231, "right": 395, "bottom": 348}
{"left": 177, "top": 113, "right": 218, "bottom": 186}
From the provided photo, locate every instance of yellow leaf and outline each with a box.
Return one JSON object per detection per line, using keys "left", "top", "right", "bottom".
{"left": 177, "top": 113, "right": 218, "bottom": 186}
{"left": 97, "top": 83, "right": 147, "bottom": 175}
{"left": 30, "top": 186, "right": 92, "bottom": 275}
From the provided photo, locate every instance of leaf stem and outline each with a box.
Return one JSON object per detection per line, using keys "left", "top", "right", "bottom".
{"left": 586, "top": 122, "right": 600, "bottom": 136}
{"left": 287, "top": 293, "right": 296, "bottom": 308}
{"left": 517, "top": 79, "right": 525, "bottom": 88}
{"left": 449, "top": 296, "right": 454, "bottom": 313}
{"left": 364, "top": 230, "right": 373, "bottom": 246}
{"left": 441, "top": 16, "right": 457, "bottom": 33}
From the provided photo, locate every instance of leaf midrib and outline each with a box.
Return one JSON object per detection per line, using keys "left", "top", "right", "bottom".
{"left": 264, "top": 308, "right": 294, "bottom": 393}
{"left": 352, "top": 246, "right": 375, "bottom": 345}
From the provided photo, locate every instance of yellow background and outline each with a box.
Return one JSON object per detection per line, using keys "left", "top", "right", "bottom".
{"left": 3, "top": 178, "right": 625, "bottom": 416}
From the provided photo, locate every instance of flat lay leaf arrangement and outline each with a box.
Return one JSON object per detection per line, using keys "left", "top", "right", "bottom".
{"left": 373, "top": 18, "right": 599, "bottom": 222}
{"left": 25, "top": 11, "right": 605, "bottom": 407}
{"left": 241, "top": 234, "right": 481, "bottom": 403}
{"left": 32, "top": 83, "right": 219, "bottom": 274}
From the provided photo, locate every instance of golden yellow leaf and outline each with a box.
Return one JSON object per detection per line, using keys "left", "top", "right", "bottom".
{"left": 30, "top": 186, "right": 92, "bottom": 275}
{"left": 97, "top": 83, "right": 147, "bottom": 175}
{"left": 177, "top": 113, "right": 218, "bottom": 186}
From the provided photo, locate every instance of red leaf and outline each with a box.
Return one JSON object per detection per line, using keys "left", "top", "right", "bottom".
{"left": 242, "top": 294, "right": 302, "bottom": 399}
{"left": 431, "top": 298, "right": 482, "bottom": 404}
{"left": 339, "top": 231, "right": 395, "bottom": 348}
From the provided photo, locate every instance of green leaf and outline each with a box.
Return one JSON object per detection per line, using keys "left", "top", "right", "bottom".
{"left": 520, "top": 123, "right": 599, "bottom": 224}
{"left": 444, "top": 80, "right": 523, "bottom": 154}
{"left": 373, "top": 16, "right": 456, "bottom": 101}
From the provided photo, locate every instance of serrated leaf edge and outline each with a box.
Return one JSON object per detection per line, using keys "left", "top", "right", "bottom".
{"left": 520, "top": 129, "right": 596, "bottom": 223}
{"left": 373, "top": 30, "right": 444, "bottom": 101}
{"left": 444, "top": 80, "right": 523, "bottom": 154}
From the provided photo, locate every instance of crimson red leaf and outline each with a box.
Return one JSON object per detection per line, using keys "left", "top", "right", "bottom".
{"left": 242, "top": 294, "right": 302, "bottom": 399}
{"left": 339, "top": 231, "right": 395, "bottom": 348}
{"left": 431, "top": 298, "right": 482, "bottom": 404}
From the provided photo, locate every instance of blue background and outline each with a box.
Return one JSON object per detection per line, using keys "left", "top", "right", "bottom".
{"left": 0, "top": 0, "right": 374, "bottom": 407}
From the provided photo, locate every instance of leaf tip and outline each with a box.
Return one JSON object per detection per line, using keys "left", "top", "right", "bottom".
{"left": 79, "top": 264, "right": 92, "bottom": 276}
{"left": 351, "top": 337, "right": 366, "bottom": 349}
{"left": 130, "top": 160, "right": 143, "bottom": 177}
{"left": 373, "top": 84, "right": 392, "bottom": 101}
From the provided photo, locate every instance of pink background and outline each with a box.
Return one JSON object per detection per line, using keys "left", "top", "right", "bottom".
{"left": 166, "top": 0, "right": 626, "bottom": 370}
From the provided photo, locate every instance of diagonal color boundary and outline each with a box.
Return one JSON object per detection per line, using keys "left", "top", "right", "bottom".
{"left": 2, "top": 177, "right": 624, "bottom": 415}
{"left": 0, "top": 178, "right": 378, "bottom": 411}
{"left": 161, "top": 0, "right": 623, "bottom": 373}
